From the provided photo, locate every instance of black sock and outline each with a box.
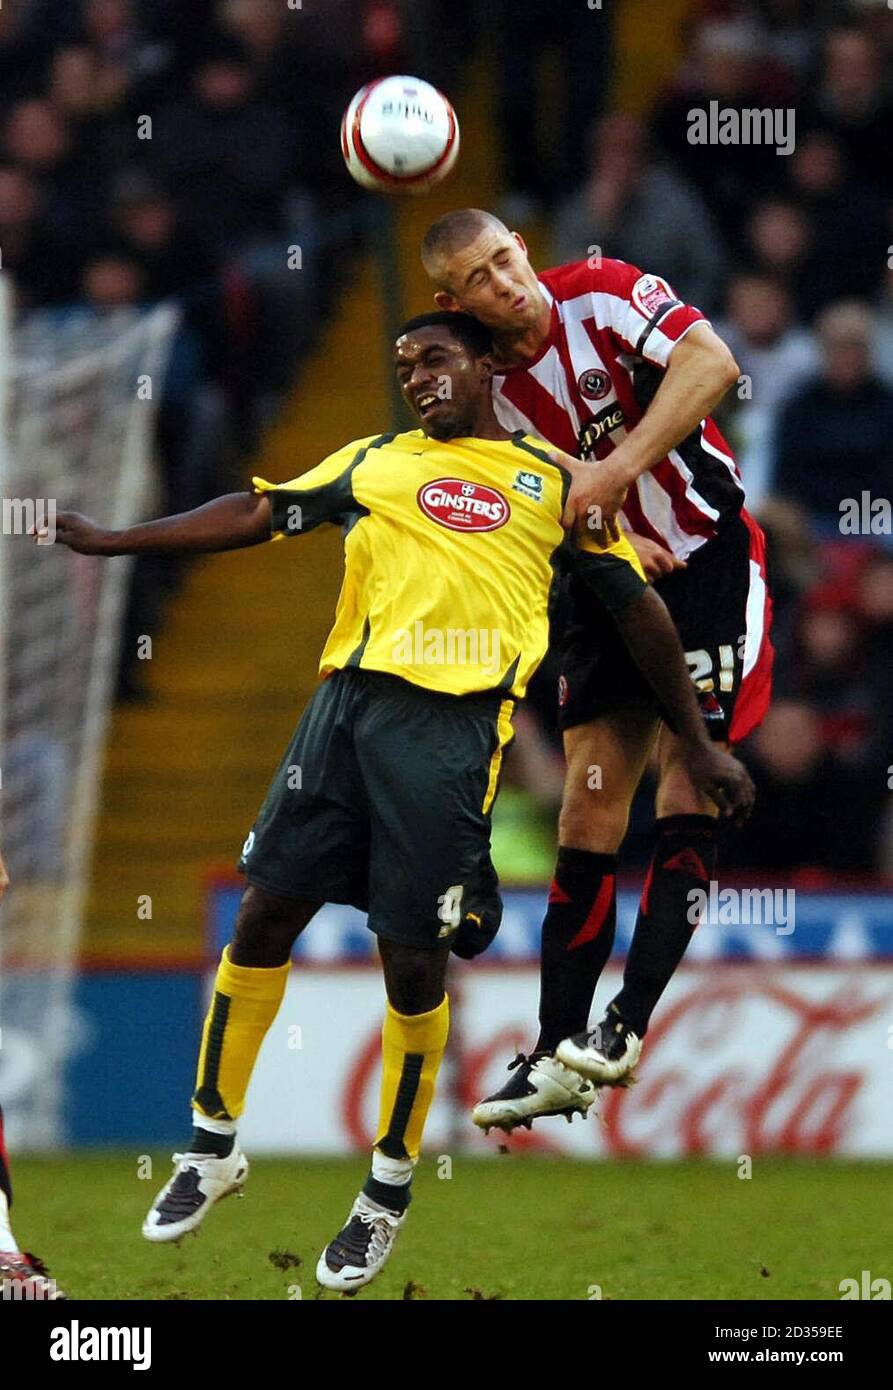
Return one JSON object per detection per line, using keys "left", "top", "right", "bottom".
{"left": 362, "top": 1173, "right": 412, "bottom": 1214}
{"left": 189, "top": 1125, "right": 235, "bottom": 1158}
{"left": 611, "top": 814, "right": 718, "bottom": 1038}
{"left": 534, "top": 847, "right": 618, "bottom": 1054}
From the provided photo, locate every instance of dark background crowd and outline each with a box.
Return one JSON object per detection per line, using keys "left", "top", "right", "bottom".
{"left": 1, "top": 0, "right": 891, "bottom": 881}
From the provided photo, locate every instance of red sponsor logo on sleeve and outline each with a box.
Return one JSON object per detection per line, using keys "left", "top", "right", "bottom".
{"left": 631, "top": 273, "right": 677, "bottom": 318}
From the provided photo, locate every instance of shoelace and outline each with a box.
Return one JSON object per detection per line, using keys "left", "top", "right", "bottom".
{"left": 352, "top": 1203, "right": 401, "bottom": 1263}
{"left": 170, "top": 1150, "right": 228, "bottom": 1173}
{"left": 507, "top": 1051, "right": 548, "bottom": 1072}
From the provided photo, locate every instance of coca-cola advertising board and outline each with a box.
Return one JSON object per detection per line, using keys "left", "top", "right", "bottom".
{"left": 236, "top": 963, "right": 893, "bottom": 1157}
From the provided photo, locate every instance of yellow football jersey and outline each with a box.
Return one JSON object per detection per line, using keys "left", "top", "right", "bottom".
{"left": 253, "top": 428, "right": 645, "bottom": 699}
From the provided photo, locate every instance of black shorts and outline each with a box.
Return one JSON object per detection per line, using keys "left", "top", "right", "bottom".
{"left": 237, "top": 669, "right": 511, "bottom": 950}
{"left": 558, "top": 510, "right": 774, "bottom": 743}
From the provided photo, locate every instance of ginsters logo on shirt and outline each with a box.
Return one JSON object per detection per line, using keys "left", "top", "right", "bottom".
{"left": 417, "top": 478, "right": 510, "bottom": 532}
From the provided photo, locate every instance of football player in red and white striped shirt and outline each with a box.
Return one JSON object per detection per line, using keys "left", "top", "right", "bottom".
{"left": 422, "top": 210, "right": 774, "bottom": 1129}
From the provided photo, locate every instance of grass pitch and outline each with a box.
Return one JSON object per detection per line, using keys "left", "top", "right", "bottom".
{"left": 13, "top": 1153, "right": 891, "bottom": 1301}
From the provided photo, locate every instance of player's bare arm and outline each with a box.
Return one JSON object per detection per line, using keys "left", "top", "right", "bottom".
{"left": 559, "top": 323, "right": 740, "bottom": 524}
{"left": 40, "top": 492, "right": 274, "bottom": 557}
{"left": 572, "top": 546, "right": 754, "bottom": 823}
{"left": 607, "top": 586, "right": 753, "bottom": 824}
{"left": 0, "top": 851, "right": 8, "bottom": 902}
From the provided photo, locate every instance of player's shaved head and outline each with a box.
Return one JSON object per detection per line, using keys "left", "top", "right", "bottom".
{"left": 421, "top": 209, "right": 510, "bottom": 285}
{"left": 420, "top": 208, "right": 545, "bottom": 338}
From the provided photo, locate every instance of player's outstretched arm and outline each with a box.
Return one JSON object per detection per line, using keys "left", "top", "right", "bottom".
{"left": 558, "top": 324, "right": 739, "bottom": 524}
{"left": 41, "top": 492, "right": 274, "bottom": 556}
{"left": 611, "top": 586, "right": 754, "bottom": 823}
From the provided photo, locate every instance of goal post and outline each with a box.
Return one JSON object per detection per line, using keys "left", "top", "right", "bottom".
{"left": 0, "top": 286, "right": 178, "bottom": 1147}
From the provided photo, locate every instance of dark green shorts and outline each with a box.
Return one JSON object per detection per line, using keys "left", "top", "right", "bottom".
{"left": 237, "top": 669, "right": 513, "bottom": 950}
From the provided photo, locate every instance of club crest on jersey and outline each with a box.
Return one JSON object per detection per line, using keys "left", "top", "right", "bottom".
{"left": 417, "top": 478, "right": 510, "bottom": 532}
{"left": 512, "top": 469, "right": 544, "bottom": 502}
{"left": 577, "top": 368, "right": 611, "bottom": 401}
{"left": 631, "top": 273, "right": 677, "bottom": 319}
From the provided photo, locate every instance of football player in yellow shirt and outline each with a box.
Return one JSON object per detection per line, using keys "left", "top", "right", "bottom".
{"left": 47, "top": 312, "right": 751, "bottom": 1293}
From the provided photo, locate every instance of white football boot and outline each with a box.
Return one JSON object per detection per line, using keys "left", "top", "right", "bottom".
{"left": 316, "top": 1192, "right": 407, "bottom": 1293}
{"left": 472, "top": 1052, "right": 598, "bottom": 1133}
{"left": 557, "top": 1012, "right": 642, "bottom": 1086}
{"left": 142, "top": 1148, "right": 249, "bottom": 1243}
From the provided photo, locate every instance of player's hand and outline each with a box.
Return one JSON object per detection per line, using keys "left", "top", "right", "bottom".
{"left": 0, "top": 851, "right": 9, "bottom": 903}
{"left": 686, "top": 743, "right": 755, "bottom": 826}
{"left": 627, "top": 533, "right": 686, "bottom": 580}
{"left": 32, "top": 511, "right": 115, "bottom": 554}
{"left": 553, "top": 451, "right": 630, "bottom": 529}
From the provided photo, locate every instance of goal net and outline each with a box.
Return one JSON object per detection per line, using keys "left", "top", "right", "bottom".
{"left": 0, "top": 282, "right": 178, "bottom": 1147}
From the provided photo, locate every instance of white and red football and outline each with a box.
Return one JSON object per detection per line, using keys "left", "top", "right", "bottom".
{"left": 340, "top": 75, "right": 460, "bottom": 196}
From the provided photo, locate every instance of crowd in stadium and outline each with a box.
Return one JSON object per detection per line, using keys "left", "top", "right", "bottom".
{"left": 1, "top": 0, "right": 890, "bottom": 878}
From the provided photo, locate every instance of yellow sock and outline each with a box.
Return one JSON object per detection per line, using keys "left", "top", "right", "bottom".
{"left": 192, "top": 947, "right": 290, "bottom": 1121}
{"left": 375, "top": 995, "right": 450, "bottom": 1161}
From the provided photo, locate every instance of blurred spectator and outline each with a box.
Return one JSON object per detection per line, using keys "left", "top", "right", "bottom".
{"left": 109, "top": 171, "right": 217, "bottom": 300}
{"left": 714, "top": 271, "right": 818, "bottom": 503}
{"left": 740, "top": 198, "right": 825, "bottom": 321}
{"left": 488, "top": 0, "right": 612, "bottom": 217}
{"left": 724, "top": 699, "right": 884, "bottom": 876}
{"left": 77, "top": 0, "right": 172, "bottom": 101}
{"left": 753, "top": 0, "right": 817, "bottom": 81}
{"left": 149, "top": 34, "right": 294, "bottom": 255}
{"left": 551, "top": 113, "right": 725, "bottom": 312}
{"left": 650, "top": 17, "right": 786, "bottom": 240}
{"left": 773, "top": 300, "right": 893, "bottom": 526}
{"left": 754, "top": 496, "right": 822, "bottom": 640}
{"left": 785, "top": 130, "right": 887, "bottom": 305}
{"left": 0, "top": 164, "right": 80, "bottom": 307}
{"left": 3, "top": 96, "right": 109, "bottom": 250}
{"left": 781, "top": 589, "right": 872, "bottom": 758}
{"left": 79, "top": 250, "right": 146, "bottom": 310}
{"left": 803, "top": 26, "right": 893, "bottom": 198}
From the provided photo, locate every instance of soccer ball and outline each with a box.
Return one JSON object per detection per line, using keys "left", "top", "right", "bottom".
{"left": 340, "top": 75, "right": 460, "bottom": 196}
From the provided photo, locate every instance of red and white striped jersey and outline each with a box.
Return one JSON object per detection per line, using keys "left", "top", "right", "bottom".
{"left": 492, "top": 258, "right": 744, "bottom": 560}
